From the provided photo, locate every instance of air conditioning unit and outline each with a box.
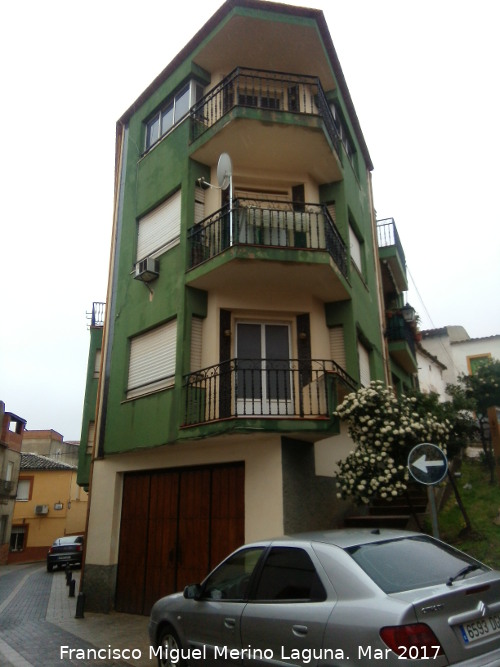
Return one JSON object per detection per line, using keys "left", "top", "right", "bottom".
{"left": 35, "top": 504, "right": 49, "bottom": 515}
{"left": 134, "top": 257, "right": 159, "bottom": 282}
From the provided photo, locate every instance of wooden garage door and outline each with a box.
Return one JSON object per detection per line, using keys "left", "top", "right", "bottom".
{"left": 115, "top": 463, "right": 244, "bottom": 615}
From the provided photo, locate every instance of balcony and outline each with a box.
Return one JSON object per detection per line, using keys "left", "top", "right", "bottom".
{"left": 0, "top": 478, "right": 15, "bottom": 498}
{"left": 187, "top": 198, "right": 350, "bottom": 300}
{"left": 182, "top": 358, "right": 357, "bottom": 429}
{"left": 189, "top": 68, "right": 343, "bottom": 183}
{"left": 377, "top": 218, "right": 408, "bottom": 294}
{"left": 386, "top": 314, "right": 418, "bottom": 374}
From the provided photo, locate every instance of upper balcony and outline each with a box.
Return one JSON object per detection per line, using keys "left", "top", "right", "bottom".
{"left": 189, "top": 68, "right": 344, "bottom": 184}
{"left": 186, "top": 197, "right": 350, "bottom": 301}
{"left": 386, "top": 312, "right": 418, "bottom": 374}
{"left": 377, "top": 218, "right": 408, "bottom": 295}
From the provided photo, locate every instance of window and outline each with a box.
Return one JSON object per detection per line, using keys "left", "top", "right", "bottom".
{"left": 16, "top": 478, "right": 32, "bottom": 501}
{"left": 10, "top": 526, "right": 26, "bottom": 552}
{"left": 468, "top": 354, "right": 491, "bottom": 375}
{"left": 253, "top": 547, "right": 326, "bottom": 601}
{"left": 329, "top": 326, "right": 346, "bottom": 369}
{"left": 347, "top": 535, "right": 487, "bottom": 594}
{"left": 202, "top": 547, "right": 265, "bottom": 601}
{"left": 358, "top": 341, "right": 371, "bottom": 387}
{"left": 5, "top": 460, "right": 14, "bottom": 482}
{"left": 137, "top": 190, "right": 181, "bottom": 261}
{"left": 127, "top": 320, "right": 177, "bottom": 399}
{"left": 86, "top": 421, "right": 95, "bottom": 455}
{"left": 330, "top": 103, "right": 356, "bottom": 165}
{"left": 93, "top": 349, "right": 101, "bottom": 379}
{"left": 145, "top": 81, "right": 204, "bottom": 150}
{"left": 349, "top": 223, "right": 362, "bottom": 273}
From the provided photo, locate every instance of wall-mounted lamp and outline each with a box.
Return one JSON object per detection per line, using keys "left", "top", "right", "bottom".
{"left": 223, "top": 329, "right": 232, "bottom": 337}
{"left": 299, "top": 332, "right": 308, "bottom": 340}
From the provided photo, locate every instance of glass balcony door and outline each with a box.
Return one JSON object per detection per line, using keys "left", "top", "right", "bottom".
{"left": 236, "top": 323, "right": 293, "bottom": 416}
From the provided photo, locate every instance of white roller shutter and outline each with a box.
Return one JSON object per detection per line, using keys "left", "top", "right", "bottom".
{"left": 329, "top": 326, "right": 346, "bottom": 369}
{"left": 190, "top": 317, "right": 203, "bottom": 372}
{"left": 358, "top": 341, "right": 371, "bottom": 387}
{"left": 127, "top": 320, "right": 177, "bottom": 398}
{"left": 349, "top": 224, "right": 362, "bottom": 271}
{"left": 194, "top": 186, "right": 205, "bottom": 224}
{"left": 137, "top": 190, "right": 181, "bottom": 260}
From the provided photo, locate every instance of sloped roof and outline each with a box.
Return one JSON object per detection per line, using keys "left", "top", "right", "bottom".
{"left": 20, "top": 452, "right": 76, "bottom": 471}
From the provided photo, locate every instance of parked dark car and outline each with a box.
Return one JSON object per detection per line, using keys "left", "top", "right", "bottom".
{"left": 149, "top": 529, "right": 500, "bottom": 666}
{"left": 46, "top": 535, "right": 84, "bottom": 572}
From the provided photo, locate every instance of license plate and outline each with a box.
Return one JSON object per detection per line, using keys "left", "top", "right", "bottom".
{"left": 460, "top": 613, "right": 500, "bottom": 643}
{"left": 57, "top": 555, "right": 72, "bottom": 560}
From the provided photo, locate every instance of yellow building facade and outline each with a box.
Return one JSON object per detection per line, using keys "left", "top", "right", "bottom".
{"left": 9, "top": 453, "right": 88, "bottom": 564}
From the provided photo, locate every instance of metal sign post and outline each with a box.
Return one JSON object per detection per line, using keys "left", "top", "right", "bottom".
{"left": 408, "top": 443, "right": 448, "bottom": 539}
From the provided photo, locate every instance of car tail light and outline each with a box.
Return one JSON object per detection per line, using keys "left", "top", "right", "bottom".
{"left": 76, "top": 545, "right": 82, "bottom": 552}
{"left": 380, "top": 624, "right": 444, "bottom": 658}
{"left": 48, "top": 547, "right": 53, "bottom": 554}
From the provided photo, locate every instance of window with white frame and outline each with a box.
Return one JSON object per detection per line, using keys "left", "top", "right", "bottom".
{"left": 145, "top": 80, "right": 204, "bottom": 150}
{"left": 127, "top": 320, "right": 177, "bottom": 399}
{"left": 137, "top": 190, "right": 181, "bottom": 261}
{"left": 16, "top": 479, "right": 31, "bottom": 501}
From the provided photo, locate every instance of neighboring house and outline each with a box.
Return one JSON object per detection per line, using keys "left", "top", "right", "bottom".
{"left": 416, "top": 344, "right": 448, "bottom": 399}
{"left": 421, "top": 326, "right": 500, "bottom": 389}
{"left": 0, "top": 403, "right": 26, "bottom": 565}
{"left": 8, "top": 453, "right": 88, "bottom": 564}
{"left": 78, "top": 0, "right": 417, "bottom": 614}
{"left": 22, "top": 429, "right": 80, "bottom": 467}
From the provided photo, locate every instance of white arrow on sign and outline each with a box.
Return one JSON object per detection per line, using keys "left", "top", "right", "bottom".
{"left": 412, "top": 454, "right": 445, "bottom": 474}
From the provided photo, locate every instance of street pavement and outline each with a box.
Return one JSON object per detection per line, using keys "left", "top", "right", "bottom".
{"left": 0, "top": 562, "right": 152, "bottom": 666}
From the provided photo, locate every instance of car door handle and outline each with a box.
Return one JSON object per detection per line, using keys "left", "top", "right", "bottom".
{"left": 224, "top": 617, "right": 236, "bottom": 629}
{"left": 292, "top": 625, "right": 308, "bottom": 637}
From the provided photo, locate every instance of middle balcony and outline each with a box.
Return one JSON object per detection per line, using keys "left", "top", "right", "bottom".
{"left": 186, "top": 197, "right": 350, "bottom": 301}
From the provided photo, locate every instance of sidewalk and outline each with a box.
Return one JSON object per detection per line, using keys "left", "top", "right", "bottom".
{"left": 0, "top": 564, "right": 153, "bottom": 667}
{"left": 48, "top": 569, "right": 152, "bottom": 666}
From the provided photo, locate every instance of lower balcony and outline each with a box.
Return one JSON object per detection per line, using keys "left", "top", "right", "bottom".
{"left": 0, "top": 479, "right": 15, "bottom": 498}
{"left": 182, "top": 358, "right": 357, "bottom": 431}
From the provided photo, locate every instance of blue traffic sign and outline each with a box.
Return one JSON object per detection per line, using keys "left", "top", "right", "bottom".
{"left": 408, "top": 443, "right": 448, "bottom": 485}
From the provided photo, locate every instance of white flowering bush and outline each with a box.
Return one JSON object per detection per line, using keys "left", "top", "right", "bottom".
{"left": 334, "top": 381, "right": 450, "bottom": 505}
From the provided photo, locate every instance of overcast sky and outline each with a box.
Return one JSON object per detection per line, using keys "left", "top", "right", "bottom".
{"left": 1, "top": 0, "right": 499, "bottom": 440}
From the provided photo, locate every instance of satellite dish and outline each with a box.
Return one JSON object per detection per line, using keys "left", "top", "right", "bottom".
{"left": 217, "top": 153, "right": 232, "bottom": 190}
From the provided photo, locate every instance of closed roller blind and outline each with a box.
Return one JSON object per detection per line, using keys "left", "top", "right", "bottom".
{"left": 349, "top": 224, "right": 362, "bottom": 271}
{"left": 329, "top": 326, "right": 346, "bottom": 369}
{"left": 358, "top": 342, "right": 371, "bottom": 387}
{"left": 190, "top": 317, "right": 203, "bottom": 372}
{"left": 137, "top": 190, "right": 181, "bottom": 260}
{"left": 128, "top": 320, "right": 177, "bottom": 397}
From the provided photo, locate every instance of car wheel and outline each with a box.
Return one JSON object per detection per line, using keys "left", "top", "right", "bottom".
{"left": 157, "top": 625, "right": 184, "bottom": 667}
{"left": 47, "top": 563, "right": 54, "bottom": 572}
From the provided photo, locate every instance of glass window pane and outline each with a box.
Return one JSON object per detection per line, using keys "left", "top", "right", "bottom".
{"left": 254, "top": 547, "right": 326, "bottom": 601}
{"left": 347, "top": 536, "right": 487, "bottom": 593}
{"left": 174, "top": 85, "right": 190, "bottom": 122}
{"left": 237, "top": 324, "right": 262, "bottom": 400}
{"left": 202, "top": 547, "right": 264, "bottom": 600}
{"left": 146, "top": 115, "right": 160, "bottom": 148}
{"left": 161, "top": 102, "right": 174, "bottom": 134}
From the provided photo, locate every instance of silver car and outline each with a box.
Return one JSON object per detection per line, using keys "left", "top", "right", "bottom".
{"left": 148, "top": 529, "right": 500, "bottom": 666}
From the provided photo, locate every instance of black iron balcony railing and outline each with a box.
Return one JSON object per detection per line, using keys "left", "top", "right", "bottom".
{"left": 377, "top": 218, "right": 406, "bottom": 271}
{"left": 183, "top": 358, "right": 357, "bottom": 426}
{"left": 190, "top": 67, "right": 341, "bottom": 155}
{"left": 386, "top": 315, "right": 416, "bottom": 357}
{"left": 0, "top": 479, "right": 15, "bottom": 497}
{"left": 188, "top": 198, "right": 348, "bottom": 279}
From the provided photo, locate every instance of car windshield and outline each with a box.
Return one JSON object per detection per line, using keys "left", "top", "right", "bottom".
{"left": 346, "top": 536, "right": 488, "bottom": 593}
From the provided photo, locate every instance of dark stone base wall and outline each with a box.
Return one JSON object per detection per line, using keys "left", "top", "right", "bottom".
{"left": 81, "top": 563, "right": 117, "bottom": 613}
{"left": 281, "top": 437, "right": 348, "bottom": 534}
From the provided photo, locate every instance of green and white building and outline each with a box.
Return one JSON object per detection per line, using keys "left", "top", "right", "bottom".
{"left": 78, "top": 0, "right": 416, "bottom": 613}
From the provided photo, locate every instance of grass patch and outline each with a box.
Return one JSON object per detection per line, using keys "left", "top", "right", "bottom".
{"left": 436, "top": 458, "right": 500, "bottom": 567}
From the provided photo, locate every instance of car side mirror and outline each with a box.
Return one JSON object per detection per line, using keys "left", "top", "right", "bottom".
{"left": 183, "top": 583, "right": 202, "bottom": 600}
